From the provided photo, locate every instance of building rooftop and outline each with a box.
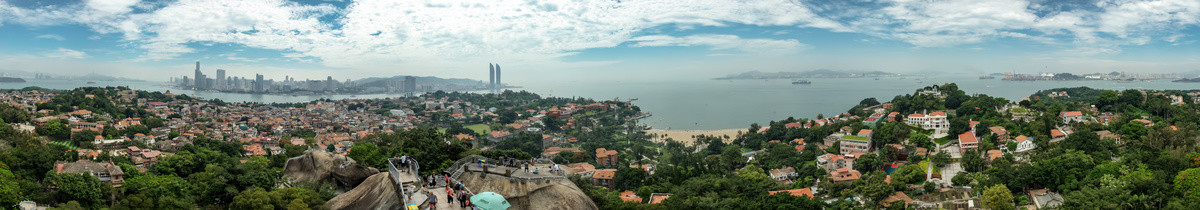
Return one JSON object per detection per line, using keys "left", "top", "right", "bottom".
{"left": 958, "top": 132, "right": 978, "bottom": 144}
{"left": 768, "top": 188, "right": 814, "bottom": 198}
{"left": 592, "top": 169, "right": 617, "bottom": 180}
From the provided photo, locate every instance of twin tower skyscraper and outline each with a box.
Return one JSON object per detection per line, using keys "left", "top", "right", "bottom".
{"left": 489, "top": 63, "right": 502, "bottom": 91}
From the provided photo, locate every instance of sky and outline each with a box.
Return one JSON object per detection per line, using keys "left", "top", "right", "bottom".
{"left": 1, "top": 0, "right": 1199, "bottom": 84}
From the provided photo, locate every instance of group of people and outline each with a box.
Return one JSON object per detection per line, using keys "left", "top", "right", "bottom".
{"left": 425, "top": 173, "right": 474, "bottom": 209}
{"left": 394, "top": 156, "right": 417, "bottom": 174}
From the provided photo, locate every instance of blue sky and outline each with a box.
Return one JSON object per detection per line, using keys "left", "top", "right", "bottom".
{"left": 1, "top": 0, "right": 1198, "bottom": 83}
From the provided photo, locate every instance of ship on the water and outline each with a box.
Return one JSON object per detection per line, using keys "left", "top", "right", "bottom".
{"left": 979, "top": 76, "right": 996, "bottom": 79}
{"left": 792, "top": 80, "right": 811, "bottom": 84}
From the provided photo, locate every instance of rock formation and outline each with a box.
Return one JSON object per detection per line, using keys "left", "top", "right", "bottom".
{"left": 283, "top": 150, "right": 379, "bottom": 190}
{"left": 456, "top": 171, "right": 598, "bottom": 210}
{"left": 325, "top": 172, "right": 404, "bottom": 210}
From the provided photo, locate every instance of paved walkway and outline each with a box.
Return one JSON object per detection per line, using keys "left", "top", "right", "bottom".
{"left": 463, "top": 163, "right": 566, "bottom": 179}
{"left": 424, "top": 186, "right": 466, "bottom": 210}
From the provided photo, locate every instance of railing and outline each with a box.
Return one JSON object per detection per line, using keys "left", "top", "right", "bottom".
{"left": 446, "top": 155, "right": 569, "bottom": 182}
{"left": 387, "top": 157, "right": 422, "bottom": 208}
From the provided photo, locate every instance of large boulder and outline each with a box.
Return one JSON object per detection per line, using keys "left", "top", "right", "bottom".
{"left": 325, "top": 172, "right": 403, "bottom": 210}
{"left": 456, "top": 172, "right": 598, "bottom": 210}
{"left": 283, "top": 150, "right": 379, "bottom": 190}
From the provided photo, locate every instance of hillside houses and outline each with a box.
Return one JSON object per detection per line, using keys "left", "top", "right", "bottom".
{"left": 906, "top": 111, "right": 949, "bottom": 134}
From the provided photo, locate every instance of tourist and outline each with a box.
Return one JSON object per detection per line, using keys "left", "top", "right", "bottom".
{"left": 458, "top": 192, "right": 468, "bottom": 208}
{"left": 427, "top": 192, "right": 437, "bottom": 210}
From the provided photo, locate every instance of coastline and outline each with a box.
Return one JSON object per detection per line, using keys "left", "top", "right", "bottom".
{"left": 646, "top": 128, "right": 745, "bottom": 146}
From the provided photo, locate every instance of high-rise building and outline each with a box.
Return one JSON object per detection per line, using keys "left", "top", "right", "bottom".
{"left": 404, "top": 76, "right": 416, "bottom": 96}
{"left": 495, "top": 64, "right": 502, "bottom": 89}
{"left": 254, "top": 74, "right": 264, "bottom": 93}
{"left": 215, "top": 69, "right": 226, "bottom": 90}
{"left": 193, "top": 62, "right": 205, "bottom": 90}
{"left": 326, "top": 76, "right": 335, "bottom": 91}
{"left": 489, "top": 63, "right": 495, "bottom": 90}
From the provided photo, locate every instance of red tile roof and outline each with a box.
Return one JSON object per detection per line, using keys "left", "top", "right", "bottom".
{"left": 768, "top": 188, "right": 814, "bottom": 198}
{"left": 1060, "top": 111, "right": 1083, "bottom": 117}
{"left": 1015, "top": 135, "right": 1032, "bottom": 143}
{"left": 619, "top": 191, "right": 643, "bottom": 203}
{"left": 785, "top": 122, "right": 801, "bottom": 128}
{"left": 1050, "top": 129, "right": 1066, "bottom": 138}
{"left": 592, "top": 169, "right": 617, "bottom": 180}
{"left": 858, "top": 129, "right": 873, "bottom": 136}
{"left": 958, "top": 132, "right": 978, "bottom": 144}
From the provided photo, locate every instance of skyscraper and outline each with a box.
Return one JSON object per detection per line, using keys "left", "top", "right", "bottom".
{"left": 194, "top": 62, "right": 204, "bottom": 90}
{"left": 404, "top": 76, "right": 416, "bottom": 97}
{"left": 326, "top": 76, "right": 335, "bottom": 91}
{"left": 254, "top": 74, "right": 264, "bottom": 93}
{"left": 489, "top": 63, "right": 495, "bottom": 90}
{"left": 495, "top": 64, "right": 502, "bottom": 89}
{"left": 215, "top": 69, "right": 226, "bottom": 90}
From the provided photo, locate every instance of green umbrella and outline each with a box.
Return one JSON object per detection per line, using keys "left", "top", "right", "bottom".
{"left": 469, "top": 192, "right": 511, "bottom": 210}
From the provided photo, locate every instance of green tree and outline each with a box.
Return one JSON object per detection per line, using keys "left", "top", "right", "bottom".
{"left": 37, "top": 118, "right": 70, "bottom": 139}
{"left": 951, "top": 172, "right": 971, "bottom": 186}
{"left": 962, "top": 150, "right": 986, "bottom": 173}
{"left": 852, "top": 173, "right": 895, "bottom": 207}
{"left": 854, "top": 153, "right": 883, "bottom": 172}
{"left": 982, "top": 184, "right": 1015, "bottom": 210}
{"left": 720, "top": 146, "right": 746, "bottom": 171}
{"left": 124, "top": 174, "right": 191, "bottom": 198}
{"left": 930, "top": 152, "right": 951, "bottom": 167}
{"left": 143, "top": 117, "right": 165, "bottom": 128}
{"left": 125, "top": 124, "right": 151, "bottom": 137}
{"left": 892, "top": 164, "right": 926, "bottom": 185}
{"left": 71, "top": 130, "right": 99, "bottom": 146}
{"left": 231, "top": 187, "right": 274, "bottom": 210}
{"left": 0, "top": 167, "right": 21, "bottom": 207}
{"left": 1118, "top": 89, "right": 1144, "bottom": 108}
{"left": 0, "top": 104, "right": 30, "bottom": 123}
{"left": 1176, "top": 168, "right": 1200, "bottom": 199}
{"left": 47, "top": 173, "right": 108, "bottom": 206}
{"left": 347, "top": 142, "right": 383, "bottom": 168}
{"left": 613, "top": 167, "right": 646, "bottom": 190}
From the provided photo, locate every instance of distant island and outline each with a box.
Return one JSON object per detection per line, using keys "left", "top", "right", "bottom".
{"left": 0, "top": 77, "right": 25, "bottom": 83}
{"left": 714, "top": 69, "right": 896, "bottom": 80}
{"left": 1173, "top": 78, "right": 1200, "bottom": 83}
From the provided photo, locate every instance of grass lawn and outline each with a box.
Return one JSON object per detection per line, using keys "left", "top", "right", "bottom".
{"left": 842, "top": 135, "right": 870, "bottom": 141}
{"left": 438, "top": 123, "right": 492, "bottom": 135}
{"left": 1009, "top": 107, "right": 1028, "bottom": 113}
{"left": 50, "top": 141, "right": 78, "bottom": 150}
{"left": 465, "top": 124, "right": 491, "bottom": 134}
{"left": 933, "top": 137, "right": 952, "bottom": 145}
{"left": 919, "top": 161, "right": 942, "bottom": 174}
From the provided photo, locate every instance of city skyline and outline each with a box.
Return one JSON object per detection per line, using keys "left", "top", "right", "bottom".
{"left": 0, "top": 0, "right": 1198, "bottom": 84}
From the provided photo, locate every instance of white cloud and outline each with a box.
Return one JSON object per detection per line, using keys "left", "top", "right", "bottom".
{"left": 4, "top": 0, "right": 1200, "bottom": 80}
{"left": 44, "top": 48, "right": 90, "bottom": 59}
{"left": 846, "top": 0, "right": 1040, "bottom": 47}
{"left": 628, "top": 34, "right": 808, "bottom": 55}
{"left": 85, "top": 0, "right": 140, "bottom": 15}
{"left": 36, "top": 34, "right": 65, "bottom": 41}
{"left": 8, "top": 0, "right": 839, "bottom": 71}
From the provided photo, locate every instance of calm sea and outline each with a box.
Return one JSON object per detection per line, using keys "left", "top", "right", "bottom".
{"left": 4, "top": 76, "right": 1197, "bottom": 130}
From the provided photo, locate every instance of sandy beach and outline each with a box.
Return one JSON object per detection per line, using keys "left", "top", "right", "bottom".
{"left": 647, "top": 128, "right": 746, "bottom": 146}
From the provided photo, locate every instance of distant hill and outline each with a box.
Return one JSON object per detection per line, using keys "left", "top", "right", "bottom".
{"left": 714, "top": 69, "right": 895, "bottom": 80}
{"left": 0, "top": 77, "right": 25, "bottom": 83}
{"left": 354, "top": 75, "right": 485, "bottom": 88}
{"left": 1173, "top": 78, "right": 1200, "bottom": 83}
